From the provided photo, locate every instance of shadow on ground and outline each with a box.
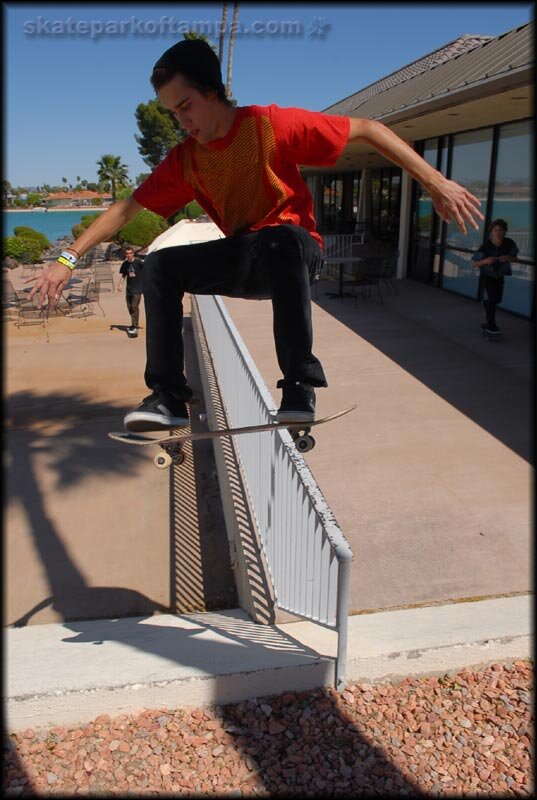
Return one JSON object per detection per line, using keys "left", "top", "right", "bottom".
{"left": 314, "top": 278, "right": 533, "bottom": 464}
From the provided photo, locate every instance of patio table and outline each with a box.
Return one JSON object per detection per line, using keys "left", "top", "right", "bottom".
{"left": 324, "top": 255, "right": 364, "bottom": 299}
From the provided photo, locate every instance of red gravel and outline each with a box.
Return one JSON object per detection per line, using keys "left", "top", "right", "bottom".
{"left": 4, "top": 660, "right": 533, "bottom": 796}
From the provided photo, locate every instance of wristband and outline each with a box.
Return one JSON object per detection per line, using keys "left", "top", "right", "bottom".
{"left": 60, "top": 250, "right": 78, "bottom": 266}
{"left": 65, "top": 247, "right": 81, "bottom": 258}
{"left": 57, "top": 256, "right": 76, "bottom": 270}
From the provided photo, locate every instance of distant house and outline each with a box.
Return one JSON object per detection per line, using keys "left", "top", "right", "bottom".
{"left": 44, "top": 191, "right": 113, "bottom": 208}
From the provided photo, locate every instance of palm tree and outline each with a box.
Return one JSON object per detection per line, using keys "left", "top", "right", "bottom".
{"left": 226, "top": 2, "right": 239, "bottom": 99}
{"left": 96, "top": 155, "right": 129, "bottom": 203}
{"left": 218, "top": 3, "right": 229, "bottom": 64}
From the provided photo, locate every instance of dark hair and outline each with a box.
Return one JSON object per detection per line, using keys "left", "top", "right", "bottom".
{"left": 490, "top": 219, "right": 508, "bottom": 233}
{"left": 151, "top": 68, "right": 231, "bottom": 106}
{"left": 150, "top": 39, "right": 231, "bottom": 106}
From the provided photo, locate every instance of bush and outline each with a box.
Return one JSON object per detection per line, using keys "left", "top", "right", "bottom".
{"left": 3, "top": 236, "right": 43, "bottom": 264}
{"left": 117, "top": 209, "right": 168, "bottom": 248}
{"left": 71, "top": 213, "right": 101, "bottom": 238}
{"left": 13, "top": 226, "right": 50, "bottom": 250}
{"left": 185, "top": 200, "right": 204, "bottom": 219}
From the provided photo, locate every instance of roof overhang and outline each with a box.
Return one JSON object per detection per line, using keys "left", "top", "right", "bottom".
{"left": 302, "top": 66, "right": 532, "bottom": 174}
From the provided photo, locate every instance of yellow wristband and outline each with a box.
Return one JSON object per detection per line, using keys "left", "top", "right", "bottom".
{"left": 57, "top": 256, "right": 76, "bottom": 270}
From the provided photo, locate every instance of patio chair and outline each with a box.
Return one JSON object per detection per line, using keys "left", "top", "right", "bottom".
{"left": 379, "top": 250, "right": 400, "bottom": 295}
{"left": 3, "top": 277, "right": 48, "bottom": 327}
{"left": 63, "top": 276, "right": 95, "bottom": 320}
{"left": 347, "top": 257, "right": 384, "bottom": 305}
{"left": 93, "top": 261, "right": 115, "bottom": 292}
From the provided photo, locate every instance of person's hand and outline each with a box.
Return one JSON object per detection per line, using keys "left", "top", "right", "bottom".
{"left": 117, "top": 284, "right": 122, "bottom": 292}
{"left": 485, "top": 257, "right": 497, "bottom": 265}
{"left": 429, "top": 177, "right": 484, "bottom": 235}
{"left": 498, "top": 255, "right": 510, "bottom": 263}
{"left": 24, "top": 261, "right": 72, "bottom": 308}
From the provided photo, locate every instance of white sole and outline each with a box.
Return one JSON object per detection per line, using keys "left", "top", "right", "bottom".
{"left": 124, "top": 411, "right": 189, "bottom": 433}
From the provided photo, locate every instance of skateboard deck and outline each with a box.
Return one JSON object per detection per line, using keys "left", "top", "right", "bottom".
{"left": 108, "top": 405, "right": 357, "bottom": 469}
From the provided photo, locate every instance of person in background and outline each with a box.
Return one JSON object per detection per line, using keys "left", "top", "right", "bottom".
{"left": 472, "top": 219, "right": 519, "bottom": 337}
{"left": 117, "top": 247, "right": 144, "bottom": 338}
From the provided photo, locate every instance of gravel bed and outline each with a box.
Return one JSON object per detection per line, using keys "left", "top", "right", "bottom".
{"left": 4, "top": 660, "right": 532, "bottom": 796}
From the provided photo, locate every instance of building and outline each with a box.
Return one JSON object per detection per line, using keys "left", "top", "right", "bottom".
{"left": 303, "top": 22, "right": 533, "bottom": 319}
{"left": 44, "top": 190, "right": 113, "bottom": 208}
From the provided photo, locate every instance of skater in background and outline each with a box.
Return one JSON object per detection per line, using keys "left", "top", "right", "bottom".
{"left": 118, "top": 247, "right": 144, "bottom": 338}
{"left": 472, "top": 219, "right": 519, "bottom": 337}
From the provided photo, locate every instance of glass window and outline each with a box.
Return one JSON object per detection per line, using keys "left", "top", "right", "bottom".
{"left": 441, "top": 248, "right": 479, "bottom": 298}
{"left": 416, "top": 140, "right": 437, "bottom": 239}
{"left": 492, "top": 120, "right": 534, "bottom": 316}
{"left": 445, "top": 128, "right": 492, "bottom": 250}
{"left": 491, "top": 120, "right": 533, "bottom": 261}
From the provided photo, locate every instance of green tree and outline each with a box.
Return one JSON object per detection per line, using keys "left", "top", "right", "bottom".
{"left": 134, "top": 99, "right": 183, "bottom": 169}
{"left": 96, "top": 155, "right": 130, "bottom": 203}
{"left": 135, "top": 172, "right": 151, "bottom": 187}
{"left": 27, "top": 192, "right": 43, "bottom": 207}
{"left": 2, "top": 180, "right": 13, "bottom": 206}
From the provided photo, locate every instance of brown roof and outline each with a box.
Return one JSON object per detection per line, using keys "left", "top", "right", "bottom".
{"left": 46, "top": 191, "right": 112, "bottom": 200}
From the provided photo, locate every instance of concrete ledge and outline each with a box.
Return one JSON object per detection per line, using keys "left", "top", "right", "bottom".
{"left": 5, "top": 596, "right": 531, "bottom": 731}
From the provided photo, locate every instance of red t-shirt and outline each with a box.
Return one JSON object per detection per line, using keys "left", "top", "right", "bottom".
{"left": 133, "top": 104, "right": 349, "bottom": 248}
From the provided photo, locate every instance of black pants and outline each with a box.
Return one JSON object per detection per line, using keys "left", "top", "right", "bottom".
{"left": 482, "top": 276, "right": 504, "bottom": 326}
{"left": 126, "top": 292, "right": 142, "bottom": 328}
{"left": 141, "top": 224, "right": 325, "bottom": 401}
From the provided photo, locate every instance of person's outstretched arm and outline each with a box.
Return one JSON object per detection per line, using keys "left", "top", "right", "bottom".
{"left": 346, "top": 118, "right": 484, "bottom": 234}
{"left": 27, "top": 196, "right": 144, "bottom": 307}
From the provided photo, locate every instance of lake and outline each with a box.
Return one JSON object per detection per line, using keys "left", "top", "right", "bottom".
{"left": 3, "top": 210, "right": 103, "bottom": 243}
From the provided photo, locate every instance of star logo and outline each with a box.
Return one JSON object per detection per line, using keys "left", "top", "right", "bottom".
{"left": 307, "top": 17, "right": 331, "bottom": 38}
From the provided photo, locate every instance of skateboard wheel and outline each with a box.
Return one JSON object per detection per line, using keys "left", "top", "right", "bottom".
{"left": 154, "top": 452, "right": 172, "bottom": 469}
{"left": 295, "top": 434, "right": 315, "bottom": 453}
{"left": 172, "top": 451, "right": 186, "bottom": 466}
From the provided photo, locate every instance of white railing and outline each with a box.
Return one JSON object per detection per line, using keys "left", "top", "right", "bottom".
{"left": 191, "top": 294, "right": 353, "bottom": 691}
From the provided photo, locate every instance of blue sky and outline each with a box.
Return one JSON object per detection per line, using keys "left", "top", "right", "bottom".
{"left": 4, "top": 2, "right": 533, "bottom": 187}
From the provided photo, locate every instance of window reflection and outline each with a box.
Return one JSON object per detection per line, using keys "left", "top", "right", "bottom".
{"left": 446, "top": 129, "right": 492, "bottom": 250}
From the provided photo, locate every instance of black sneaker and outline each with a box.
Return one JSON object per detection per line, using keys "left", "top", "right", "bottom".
{"left": 124, "top": 392, "right": 189, "bottom": 432}
{"left": 127, "top": 327, "right": 138, "bottom": 338}
{"left": 485, "top": 324, "right": 501, "bottom": 336}
{"left": 276, "top": 382, "right": 316, "bottom": 423}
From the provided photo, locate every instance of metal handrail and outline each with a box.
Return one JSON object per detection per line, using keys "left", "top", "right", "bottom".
{"left": 192, "top": 294, "right": 353, "bottom": 691}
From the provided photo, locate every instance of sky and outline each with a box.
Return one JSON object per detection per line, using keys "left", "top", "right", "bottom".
{"left": 4, "top": 2, "right": 533, "bottom": 187}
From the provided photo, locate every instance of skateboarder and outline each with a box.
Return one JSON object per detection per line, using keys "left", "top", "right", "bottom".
{"left": 117, "top": 247, "right": 144, "bottom": 337}
{"left": 472, "top": 219, "right": 519, "bottom": 338}
{"left": 28, "top": 39, "right": 483, "bottom": 432}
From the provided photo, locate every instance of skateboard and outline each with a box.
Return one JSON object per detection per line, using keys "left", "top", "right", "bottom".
{"left": 108, "top": 405, "right": 357, "bottom": 469}
{"left": 481, "top": 323, "right": 501, "bottom": 342}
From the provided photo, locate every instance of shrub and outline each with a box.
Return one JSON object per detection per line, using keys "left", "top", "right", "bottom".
{"left": 71, "top": 213, "right": 101, "bottom": 238}
{"left": 117, "top": 209, "right": 168, "bottom": 248}
{"left": 13, "top": 226, "right": 50, "bottom": 250}
{"left": 3, "top": 236, "right": 43, "bottom": 264}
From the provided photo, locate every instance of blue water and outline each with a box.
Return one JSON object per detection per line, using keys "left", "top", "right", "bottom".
{"left": 3, "top": 210, "right": 102, "bottom": 243}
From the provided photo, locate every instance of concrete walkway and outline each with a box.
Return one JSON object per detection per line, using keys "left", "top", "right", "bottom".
{"left": 5, "top": 267, "right": 532, "bottom": 730}
{"left": 223, "top": 278, "right": 533, "bottom": 613}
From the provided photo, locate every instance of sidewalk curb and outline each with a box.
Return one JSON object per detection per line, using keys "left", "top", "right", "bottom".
{"left": 6, "top": 596, "right": 531, "bottom": 731}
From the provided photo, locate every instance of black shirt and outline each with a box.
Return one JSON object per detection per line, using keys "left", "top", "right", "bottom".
{"left": 119, "top": 258, "right": 144, "bottom": 294}
{"left": 472, "top": 237, "right": 519, "bottom": 278}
